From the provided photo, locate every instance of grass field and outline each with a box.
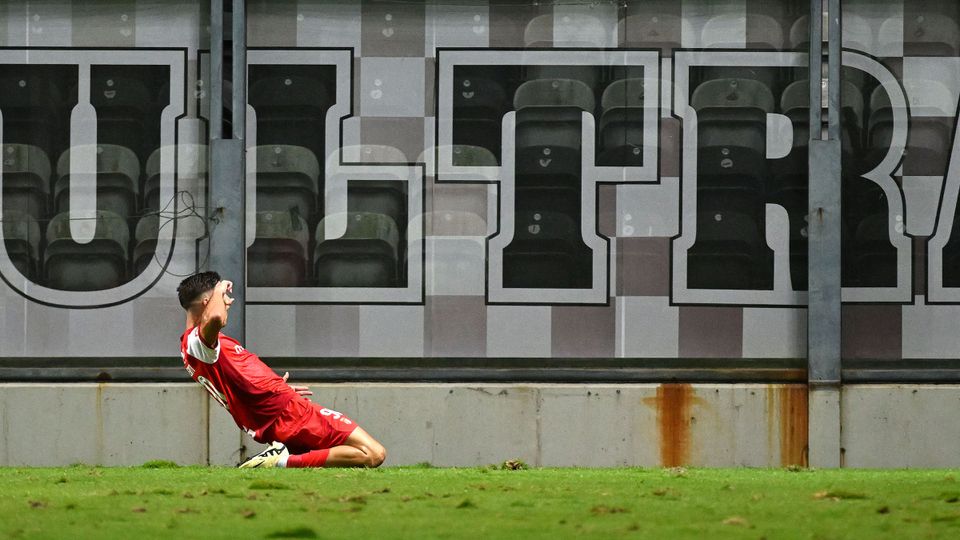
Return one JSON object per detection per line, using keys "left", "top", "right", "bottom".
{"left": 2, "top": 465, "right": 959, "bottom": 539}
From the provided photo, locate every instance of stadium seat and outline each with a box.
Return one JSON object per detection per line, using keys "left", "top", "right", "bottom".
{"left": 0, "top": 72, "right": 62, "bottom": 154}
{"left": 453, "top": 118, "right": 504, "bottom": 162}
{"left": 513, "top": 79, "right": 594, "bottom": 189}
{"left": 617, "top": 14, "right": 689, "bottom": 50}
{"left": 448, "top": 144, "right": 498, "bottom": 168}
{"left": 598, "top": 78, "right": 646, "bottom": 166}
{"left": 1, "top": 211, "right": 42, "bottom": 281}
{"left": 425, "top": 211, "right": 487, "bottom": 237}
{"left": 144, "top": 144, "right": 208, "bottom": 213}
{"left": 691, "top": 78, "right": 774, "bottom": 219}
{"left": 451, "top": 77, "right": 510, "bottom": 160}
{"left": 701, "top": 14, "right": 784, "bottom": 49}
{"left": 514, "top": 79, "right": 596, "bottom": 113}
{"left": 453, "top": 76, "right": 509, "bottom": 119}
{"left": 344, "top": 144, "right": 408, "bottom": 164}
{"left": 249, "top": 75, "right": 331, "bottom": 158}
{"left": 314, "top": 212, "right": 400, "bottom": 287}
{"left": 901, "top": 15, "right": 960, "bottom": 56}
{"left": 524, "top": 66, "right": 600, "bottom": 90}
{"left": 54, "top": 145, "right": 139, "bottom": 220}
{"left": 44, "top": 210, "right": 129, "bottom": 291}
{"left": 523, "top": 14, "right": 611, "bottom": 49}
{"left": 86, "top": 75, "right": 153, "bottom": 156}
{"left": 849, "top": 213, "right": 897, "bottom": 287}
{"left": 688, "top": 210, "right": 771, "bottom": 290}
{"left": 1, "top": 144, "right": 51, "bottom": 221}
{"left": 248, "top": 210, "right": 311, "bottom": 287}
{"left": 131, "top": 214, "right": 160, "bottom": 275}
{"left": 941, "top": 216, "right": 960, "bottom": 288}
{"left": 503, "top": 210, "right": 591, "bottom": 289}
{"left": 843, "top": 175, "right": 889, "bottom": 232}
{"left": 787, "top": 210, "right": 809, "bottom": 291}
{"left": 347, "top": 180, "right": 406, "bottom": 234}
{"left": 255, "top": 145, "right": 320, "bottom": 222}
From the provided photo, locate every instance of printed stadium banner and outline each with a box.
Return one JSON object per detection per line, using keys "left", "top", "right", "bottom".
{"left": 3, "top": 0, "right": 960, "bottom": 362}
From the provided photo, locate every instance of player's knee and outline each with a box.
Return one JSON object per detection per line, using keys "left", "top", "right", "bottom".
{"left": 368, "top": 445, "right": 386, "bottom": 468}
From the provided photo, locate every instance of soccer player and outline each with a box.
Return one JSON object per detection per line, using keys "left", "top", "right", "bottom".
{"left": 177, "top": 271, "right": 387, "bottom": 468}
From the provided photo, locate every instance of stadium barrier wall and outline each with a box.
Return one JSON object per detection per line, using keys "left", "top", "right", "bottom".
{"left": 2, "top": 383, "right": 958, "bottom": 468}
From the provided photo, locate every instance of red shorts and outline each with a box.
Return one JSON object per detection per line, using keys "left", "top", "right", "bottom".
{"left": 263, "top": 397, "right": 358, "bottom": 454}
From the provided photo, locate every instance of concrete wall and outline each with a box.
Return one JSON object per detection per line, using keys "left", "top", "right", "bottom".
{"left": 0, "top": 383, "right": 957, "bottom": 467}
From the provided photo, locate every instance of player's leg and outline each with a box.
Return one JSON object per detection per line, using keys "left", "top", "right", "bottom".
{"left": 324, "top": 427, "right": 387, "bottom": 467}
{"left": 271, "top": 399, "right": 386, "bottom": 468}
{"left": 286, "top": 427, "right": 386, "bottom": 468}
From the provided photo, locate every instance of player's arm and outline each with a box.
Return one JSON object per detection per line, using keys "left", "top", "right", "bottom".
{"left": 199, "top": 280, "right": 233, "bottom": 347}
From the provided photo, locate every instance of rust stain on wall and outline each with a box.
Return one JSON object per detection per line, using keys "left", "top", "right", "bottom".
{"left": 643, "top": 384, "right": 697, "bottom": 467}
{"left": 778, "top": 385, "right": 809, "bottom": 467}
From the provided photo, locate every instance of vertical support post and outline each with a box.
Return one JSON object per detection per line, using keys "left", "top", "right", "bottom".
{"left": 207, "top": 0, "right": 246, "bottom": 342}
{"left": 807, "top": 0, "right": 843, "bottom": 468}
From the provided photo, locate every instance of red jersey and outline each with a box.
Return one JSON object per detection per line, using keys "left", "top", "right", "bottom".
{"left": 180, "top": 326, "right": 295, "bottom": 441}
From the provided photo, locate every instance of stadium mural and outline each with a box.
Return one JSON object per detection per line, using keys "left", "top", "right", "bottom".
{"left": 0, "top": 0, "right": 959, "bottom": 364}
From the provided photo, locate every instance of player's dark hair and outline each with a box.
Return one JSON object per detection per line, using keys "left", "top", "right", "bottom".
{"left": 177, "top": 271, "right": 221, "bottom": 309}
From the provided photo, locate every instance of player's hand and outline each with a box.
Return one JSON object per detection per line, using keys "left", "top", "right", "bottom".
{"left": 216, "top": 280, "right": 234, "bottom": 306}
{"left": 283, "top": 372, "right": 313, "bottom": 396}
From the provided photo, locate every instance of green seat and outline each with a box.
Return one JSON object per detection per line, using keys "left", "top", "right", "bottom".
{"left": 2, "top": 144, "right": 51, "bottom": 221}
{"left": 248, "top": 210, "right": 310, "bottom": 287}
{"left": 44, "top": 210, "right": 129, "bottom": 291}
{"left": 450, "top": 144, "right": 497, "bottom": 167}
{"left": 255, "top": 145, "right": 320, "bottom": 220}
{"left": 54, "top": 144, "right": 139, "bottom": 219}
{"left": 314, "top": 212, "right": 399, "bottom": 287}
{"left": 2, "top": 210, "right": 42, "bottom": 281}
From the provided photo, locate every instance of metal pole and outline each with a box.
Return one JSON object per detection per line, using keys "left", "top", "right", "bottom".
{"left": 807, "top": 0, "right": 843, "bottom": 468}
{"left": 210, "top": 0, "right": 223, "bottom": 141}
{"left": 232, "top": 0, "right": 246, "bottom": 138}
{"left": 208, "top": 0, "right": 246, "bottom": 342}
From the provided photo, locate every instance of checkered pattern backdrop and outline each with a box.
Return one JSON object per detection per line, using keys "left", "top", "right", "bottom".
{"left": 2, "top": 0, "right": 960, "bottom": 362}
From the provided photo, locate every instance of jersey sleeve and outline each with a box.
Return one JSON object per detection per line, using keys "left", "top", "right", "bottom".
{"left": 186, "top": 326, "right": 220, "bottom": 364}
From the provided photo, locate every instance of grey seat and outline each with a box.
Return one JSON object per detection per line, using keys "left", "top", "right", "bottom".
{"left": 598, "top": 78, "right": 647, "bottom": 166}
{"left": 249, "top": 75, "right": 331, "bottom": 158}
{"left": 901, "top": 15, "right": 960, "bottom": 56}
{"left": 618, "top": 14, "right": 687, "bottom": 49}
{"left": 448, "top": 144, "right": 498, "bottom": 168}
{"left": 144, "top": 144, "right": 208, "bottom": 213}
{"left": 54, "top": 145, "right": 140, "bottom": 220}
{"left": 132, "top": 214, "right": 160, "bottom": 275}
{"left": 86, "top": 75, "right": 153, "bottom": 158}
{"left": 2, "top": 210, "right": 42, "bottom": 281}
{"left": 347, "top": 180, "right": 406, "bottom": 234}
{"left": 314, "top": 212, "right": 399, "bottom": 287}
{"left": 849, "top": 213, "right": 897, "bottom": 288}
{"left": 514, "top": 79, "right": 594, "bottom": 188}
{"left": 1, "top": 144, "right": 51, "bottom": 221}
{"left": 503, "top": 210, "right": 591, "bottom": 289}
{"left": 255, "top": 145, "right": 320, "bottom": 222}
{"left": 0, "top": 71, "right": 62, "bottom": 154}
{"left": 248, "top": 210, "right": 311, "bottom": 287}
{"left": 687, "top": 211, "right": 771, "bottom": 290}
{"left": 691, "top": 78, "right": 774, "bottom": 219}
{"left": 44, "top": 210, "right": 129, "bottom": 291}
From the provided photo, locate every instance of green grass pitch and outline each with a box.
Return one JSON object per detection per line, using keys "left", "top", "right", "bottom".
{"left": 1, "top": 465, "right": 959, "bottom": 539}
